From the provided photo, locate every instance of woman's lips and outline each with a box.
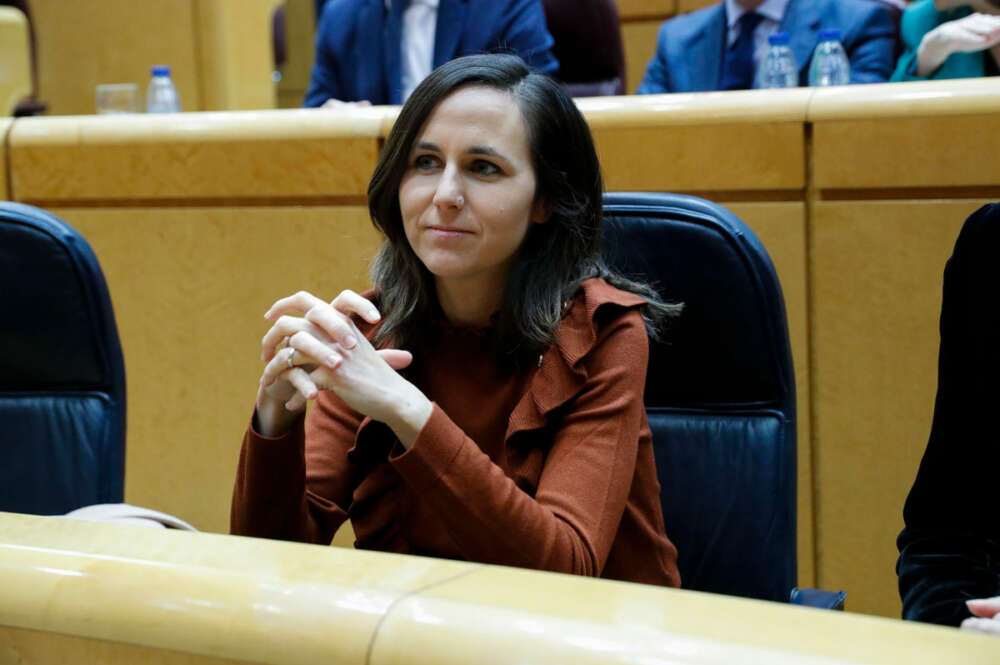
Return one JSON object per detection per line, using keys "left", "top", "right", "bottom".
{"left": 426, "top": 226, "right": 474, "bottom": 238}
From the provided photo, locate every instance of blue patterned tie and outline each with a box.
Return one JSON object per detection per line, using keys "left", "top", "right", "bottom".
{"left": 720, "top": 12, "right": 764, "bottom": 90}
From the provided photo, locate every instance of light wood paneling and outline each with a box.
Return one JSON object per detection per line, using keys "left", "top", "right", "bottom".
{"left": 813, "top": 114, "right": 1000, "bottom": 190}
{"left": 810, "top": 200, "right": 990, "bottom": 618}
{"left": 195, "top": 0, "right": 283, "bottom": 111}
{"left": 9, "top": 110, "right": 384, "bottom": 202}
{"left": 0, "top": 7, "right": 31, "bottom": 117}
{"left": 677, "top": 0, "right": 719, "bottom": 12}
{"left": 63, "top": 206, "right": 382, "bottom": 534}
{"left": 617, "top": 0, "right": 676, "bottom": 20}
{"left": 0, "top": 118, "right": 10, "bottom": 200}
{"left": 0, "top": 628, "right": 258, "bottom": 665}
{"left": 729, "top": 202, "right": 814, "bottom": 588}
{"left": 30, "top": 0, "right": 202, "bottom": 115}
{"left": 593, "top": 122, "right": 804, "bottom": 192}
{"left": 277, "top": 0, "right": 317, "bottom": 109}
{"left": 622, "top": 19, "right": 664, "bottom": 94}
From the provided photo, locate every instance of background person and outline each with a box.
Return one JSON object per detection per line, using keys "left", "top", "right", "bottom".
{"left": 233, "top": 54, "right": 681, "bottom": 587}
{"left": 897, "top": 203, "right": 1000, "bottom": 629}
{"left": 636, "top": 0, "right": 897, "bottom": 93}
{"left": 304, "top": 0, "right": 558, "bottom": 107}
{"left": 891, "top": 0, "right": 1000, "bottom": 81}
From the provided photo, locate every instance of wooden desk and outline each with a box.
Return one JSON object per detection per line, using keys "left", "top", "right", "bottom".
{"left": 1, "top": 512, "right": 996, "bottom": 665}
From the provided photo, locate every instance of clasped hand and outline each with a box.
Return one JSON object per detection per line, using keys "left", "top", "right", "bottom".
{"left": 255, "top": 290, "right": 430, "bottom": 443}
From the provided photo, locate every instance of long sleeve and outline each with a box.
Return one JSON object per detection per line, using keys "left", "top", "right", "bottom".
{"left": 897, "top": 203, "right": 1000, "bottom": 625}
{"left": 388, "top": 310, "right": 651, "bottom": 577}
{"left": 844, "top": 2, "right": 898, "bottom": 84}
{"left": 230, "top": 396, "right": 364, "bottom": 543}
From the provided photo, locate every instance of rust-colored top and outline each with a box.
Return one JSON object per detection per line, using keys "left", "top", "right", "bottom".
{"left": 231, "top": 278, "right": 680, "bottom": 587}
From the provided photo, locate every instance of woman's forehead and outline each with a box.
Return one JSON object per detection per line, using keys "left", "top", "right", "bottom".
{"left": 416, "top": 86, "right": 528, "bottom": 147}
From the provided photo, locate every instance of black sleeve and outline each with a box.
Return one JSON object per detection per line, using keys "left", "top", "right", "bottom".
{"left": 897, "top": 203, "right": 1000, "bottom": 625}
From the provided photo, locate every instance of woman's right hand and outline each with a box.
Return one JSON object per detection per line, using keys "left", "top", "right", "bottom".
{"left": 917, "top": 13, "right": 1000, "bottom": 76}
{"left": 254, "top": 290, "right": 410, "bottom": 437}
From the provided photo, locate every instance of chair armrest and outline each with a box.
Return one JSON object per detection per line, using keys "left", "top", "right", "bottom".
{"left": 790, "top": 587, "right": 846, "bottom": 610}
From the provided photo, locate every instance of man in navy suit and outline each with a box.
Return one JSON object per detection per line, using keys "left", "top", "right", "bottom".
{"left": 636, "top": 0, "right": 897, "bottom": 93}
{"left": 305, "top": 0, "right": 558, "bottom": 107}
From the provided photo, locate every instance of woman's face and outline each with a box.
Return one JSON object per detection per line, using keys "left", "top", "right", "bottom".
{"left": 398, "top": 85, "right": 546, "bottom": 297}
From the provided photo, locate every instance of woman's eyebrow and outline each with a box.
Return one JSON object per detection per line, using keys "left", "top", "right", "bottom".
{"left": 414, "top": 141, "right": 440, "bottom": 152}
{"left": 468, "top": 146, "right": 510, "bottom": 163}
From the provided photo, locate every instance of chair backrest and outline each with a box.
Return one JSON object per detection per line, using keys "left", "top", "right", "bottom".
{"left": 0, "top": 202, "right": 126, "bottom": 514}
{"left": 541, "top": 0, "right": 626, "bottom": 96}
{"left": 602, "top": 192, "right": 797, "bottom": 602}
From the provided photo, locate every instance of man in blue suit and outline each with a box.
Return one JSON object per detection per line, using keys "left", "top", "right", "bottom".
{"left": 305, "top": 0, "right": 558, "bottom": 107}
{"left": 636, "top": 0, "right": 897, "bottom": 93}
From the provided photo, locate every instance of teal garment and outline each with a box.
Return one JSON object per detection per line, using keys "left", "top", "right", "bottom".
{"left": 891, "top": 0, "right": 989, "bottom": 81}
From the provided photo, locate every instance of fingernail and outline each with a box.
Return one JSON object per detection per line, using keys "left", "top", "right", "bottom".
{"left": 344, "top": 334, "right": 357, "bottom": 348}
{"left": 326, "top": 355, "right": 339, "bottom": 368}
{"left": 369, "top": 308, "right": 380, "bottom": 320}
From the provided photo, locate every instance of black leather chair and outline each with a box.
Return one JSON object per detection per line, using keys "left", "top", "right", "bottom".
{"left": 0, "top": 202, "right": 126, "bottom": 514}
{"left": 602, "top": 192, "right": 842, "bottom": 607}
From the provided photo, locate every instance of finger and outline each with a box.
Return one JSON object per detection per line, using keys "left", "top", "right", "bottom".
{"left": 330, "top": 289, "right": 382, "bottom": 323}
{"left": 286, "top": 392, "right": 308, "bottom": 412}
{"left": 305, "top": 302, "right": 363, "bottom": 349}
{"left": 968, "top": 597, "right": 1000, "bottom": 619}
{"left": 961, "top": 617, "right": 1000, "bottom": 636}
{"left": 260, "top": 346, "right": 299, "bottom": 388}
{"left": 261, "top": 316, "right": 327, "bottom": 361}
{"left": 378, "top": 349, "right": 413, "bottom": 370}
{"left": 289, "top": 330, "right": 343, "bottom": 369}
{"left": 264, "top": 290, "right": 328, "bottom": 321}
{"left": 285, "top": 366, "right": 318, "bottom": 405}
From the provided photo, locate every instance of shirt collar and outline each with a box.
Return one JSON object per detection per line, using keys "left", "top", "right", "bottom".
{"left": 725, "top": 0, "right": 790, "bottom": 29}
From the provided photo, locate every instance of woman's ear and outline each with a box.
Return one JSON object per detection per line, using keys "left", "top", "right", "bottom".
{"left": 531, "top": 198, "right": 551, "bottom": 224}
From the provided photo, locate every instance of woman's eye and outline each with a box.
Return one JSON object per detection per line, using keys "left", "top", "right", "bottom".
{"left": 471, "top": 160, "right": 501, "bottom": 177}
{"left": 413, "top": 154, "right": 439, "bottom": 170}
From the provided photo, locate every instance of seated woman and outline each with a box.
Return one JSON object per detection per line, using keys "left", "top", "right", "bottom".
{"left": 891, "top": 0, "right": 1000, "bottom": 80}
{"left": 897, "top": 203, "right": 1000, "bottom": 633}
{"left": 231, "top": 54, "right": 681, "bottom": 587}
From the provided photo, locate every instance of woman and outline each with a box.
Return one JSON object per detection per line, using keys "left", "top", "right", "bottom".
{"left": 231, "top": 54, "right": 680, "bottom": 587}
{"left": 891, "top": 0, "right": 1000, "bottom": 81}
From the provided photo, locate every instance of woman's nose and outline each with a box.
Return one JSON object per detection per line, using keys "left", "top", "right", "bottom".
{"left": 432, "top": 167, "right": 465, "bottom": 210}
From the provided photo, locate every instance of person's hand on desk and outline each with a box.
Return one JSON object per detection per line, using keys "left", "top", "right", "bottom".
{"left": 916, "top": 12, "right": 1000, "bottom": 76}
{"left": 320, "top": 98, "right": 372, "bottom": 109}
{"left": 255, "top": 290, "right": 431, "bottom": 445}
{"left": 962, "top": 597, "right": 1000, "bottom": 636}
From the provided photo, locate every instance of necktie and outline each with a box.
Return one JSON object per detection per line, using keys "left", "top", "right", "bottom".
{"left": 720, "top": 12, "right": 764, "bottom": 90}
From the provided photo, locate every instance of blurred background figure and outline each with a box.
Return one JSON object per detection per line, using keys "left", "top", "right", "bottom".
{"left": 636, "top": 0, "right": 897, "bottom": 93}
{"left": 896, "top": 203, "right": 1000, "bottom": 630}
{"left": 304, "top": 0, "right": 558, "bottom": 107}
{"left": 891, "top": 0, "right": 1000, "bottom": 81}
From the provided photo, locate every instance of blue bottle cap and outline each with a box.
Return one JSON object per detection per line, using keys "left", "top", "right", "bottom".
{"left": 818, "top": 28, "right": 841, "bottom": 42}
{"left": 768, "top": 32, "right": 790, "bottom": 45}
{"left": 151, "top": 65, "right": 171, "bottom": 77}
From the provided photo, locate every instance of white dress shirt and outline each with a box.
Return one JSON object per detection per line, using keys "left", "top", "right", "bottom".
{"left": 399, "top": 0, "right": 439, "bottom": 101}
{"left": 725, "top": 0, "right": 792, "bottom": 68}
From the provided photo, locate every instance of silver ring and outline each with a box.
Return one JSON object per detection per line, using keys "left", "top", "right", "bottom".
{"left": 286, "top": 348, "right": 296, "bottom": 369}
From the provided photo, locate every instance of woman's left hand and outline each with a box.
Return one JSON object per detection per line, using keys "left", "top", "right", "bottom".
{"left": 962, "top": 597, "right": 1000, "bottom": 637}
{"left": 261, "top": 290, "right": 433, "bottom": 446}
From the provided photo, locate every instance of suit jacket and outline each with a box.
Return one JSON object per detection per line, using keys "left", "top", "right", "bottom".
{"left": 231, "top": 278, "right": 680, "bottom": 587}
{"left": 304, "top": 0, "right": 558, "bottom": 106}
{"left": 896, "top": 203, "right": 1000, "bottom": 626}
{"left": 636, "top": 0, "right": 897, "bottom": 93}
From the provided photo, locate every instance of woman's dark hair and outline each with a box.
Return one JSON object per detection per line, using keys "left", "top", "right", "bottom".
{"left": 368, "top": 53, "right": 680, "bottom": 369}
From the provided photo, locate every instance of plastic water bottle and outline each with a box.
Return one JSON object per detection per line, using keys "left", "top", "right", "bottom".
{"left": 146, "top": 65, "right": 182, "bottom": 113}
{"left": 808, "top": 29, "right": 851, "bottom": 87}
{"left": 757, "top": 32, "right": 798, "bottom": 89}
